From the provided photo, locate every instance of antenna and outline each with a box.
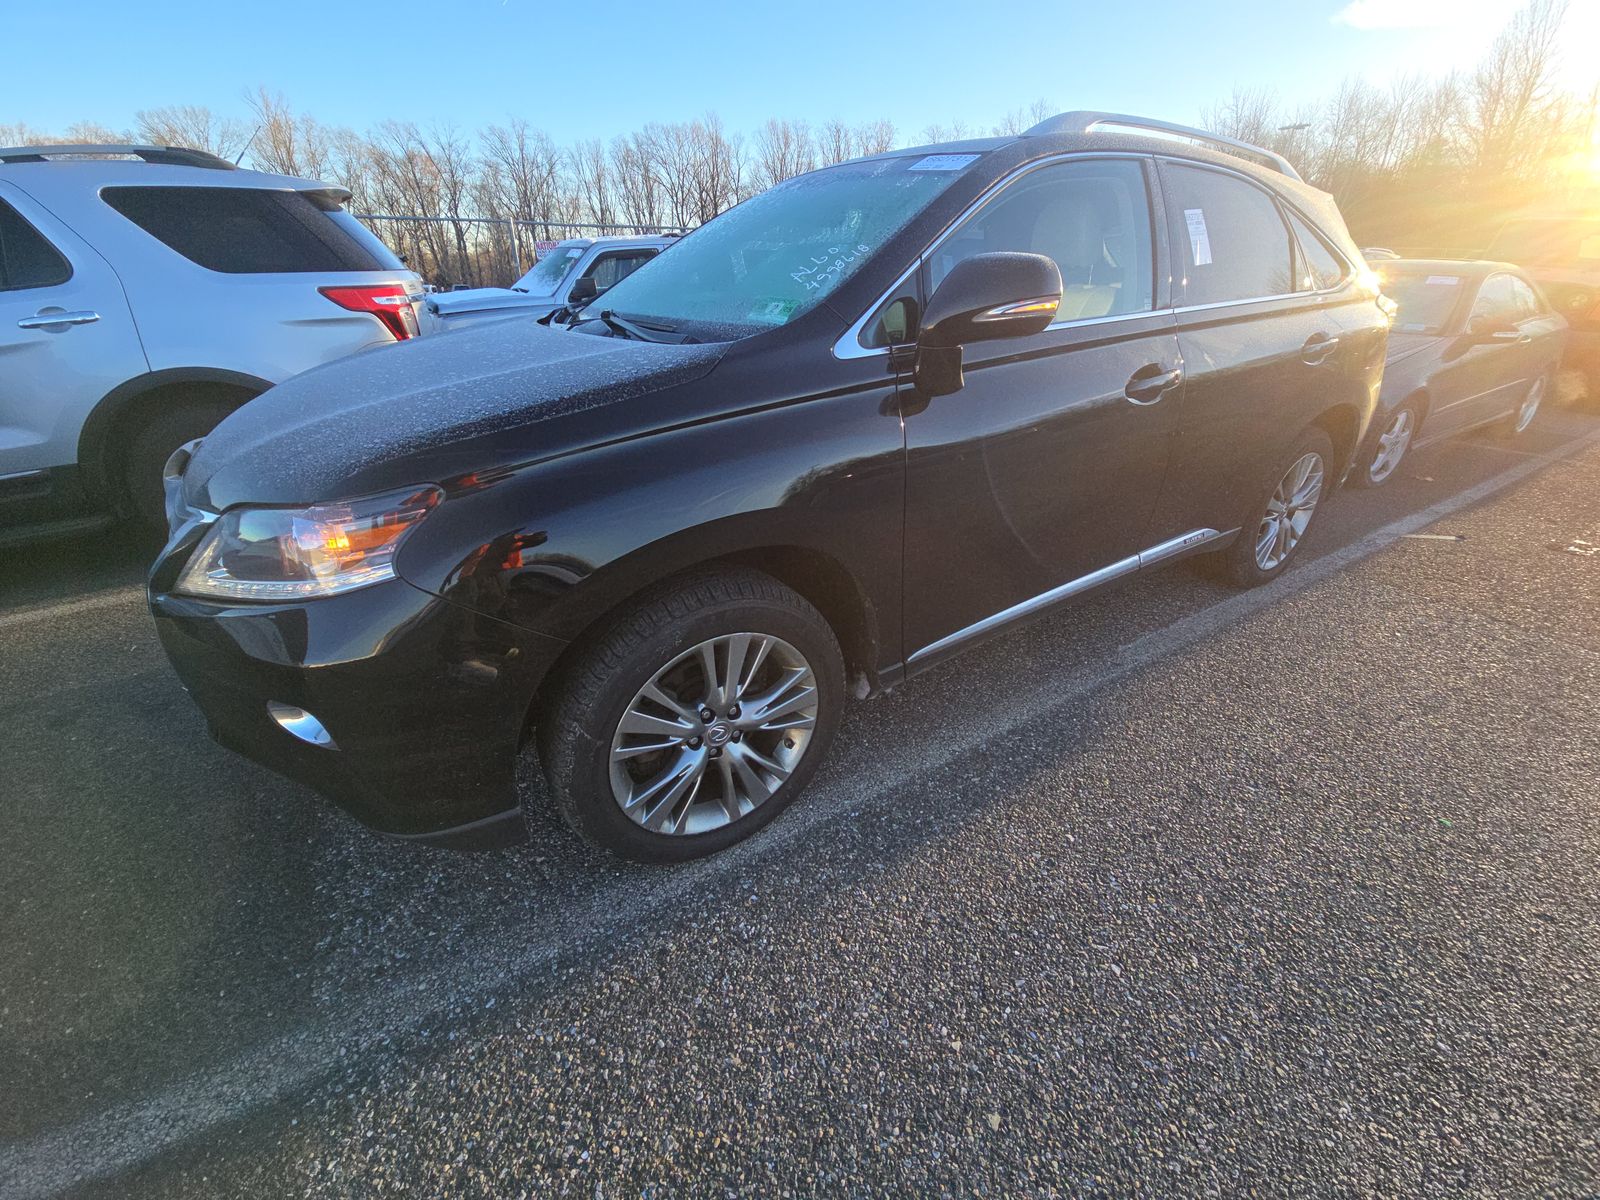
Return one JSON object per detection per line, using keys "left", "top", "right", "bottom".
{"left": 234, "top": 123, "right": 262, "bottom": 167}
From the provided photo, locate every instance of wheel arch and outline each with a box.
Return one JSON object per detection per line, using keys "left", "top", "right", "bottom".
{"left": 77, "top": 367, "right": 273, "bottom": 508}
{"left": 524, "top": 542, "right": 885, "bottom": 739}
{"left": 1310, "top": 400, "right": 1363, "bottom": 479}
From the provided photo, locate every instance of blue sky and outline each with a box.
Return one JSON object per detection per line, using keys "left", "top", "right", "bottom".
{"left": 4, "top": 0, "right": 1594, "bottom": 143}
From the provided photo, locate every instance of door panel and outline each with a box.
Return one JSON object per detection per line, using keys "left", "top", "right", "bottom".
{"left": 903, "top": 312, "right": 1183, "bottom": 661}
{"left": 0, "top": 182, "right": 147, "bottom": 478}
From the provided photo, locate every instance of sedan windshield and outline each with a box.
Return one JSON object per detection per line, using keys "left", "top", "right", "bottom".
{"left": 576, "top": 154, "right": 978, "bottom": 338}
{"left": 1379, "top": 268, "right": 1467, "bottom": 335}
{"left": 515, "top": 245, "right": 585, "bottom": 294}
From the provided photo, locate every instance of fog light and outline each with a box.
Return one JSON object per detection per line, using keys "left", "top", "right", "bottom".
{"left": 268, "top": 701, "right": 337, "bottom": 749}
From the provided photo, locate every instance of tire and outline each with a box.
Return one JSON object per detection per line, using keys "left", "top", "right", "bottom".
{"left": 1350, "top": 400, "right": 1420, "bottom": 489}
{"left": 539, "top": 567, "right": 846, "bottom": 863}
{"left": 122, "top": 399, "right": 239, "bottom": 532}
{"left": 1498, "top": 371, "right": 1549, "bottom": 438}
{"left": 1205, "top": 427, "right": 1335, "bottom": 589}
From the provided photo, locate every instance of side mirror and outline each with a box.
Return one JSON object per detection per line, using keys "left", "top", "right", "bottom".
{"left": 1467, "top": 314, "right": 1519, "bottom": 342}
{"left": 567, "top": 276, "right": 599, "bottom": 306}
{"left": 914, "top": 252, "right": 1063, "bottom": 397}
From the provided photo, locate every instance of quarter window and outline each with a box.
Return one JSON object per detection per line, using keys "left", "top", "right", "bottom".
{"left": 1287, "top": 210, "right": 1347, "bottom": 292}
{"left": 1163, "top": 163, "right": 1294, "bottom": 305}
{"left": 926, "top": 158, "right": 1155, "bottom": 322}
{"left": 0, "top": 199, "right": 71, "bottom": 291}
{"left": 102, "top": 186, "right": 395, "bottom": 274}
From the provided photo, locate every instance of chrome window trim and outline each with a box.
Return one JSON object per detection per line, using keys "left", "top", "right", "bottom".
{"left": 832, "top": 151, "right": 1163, "bottom": 361}
{"left": 906, "top": 527, "right": 1235, "bottom": 664}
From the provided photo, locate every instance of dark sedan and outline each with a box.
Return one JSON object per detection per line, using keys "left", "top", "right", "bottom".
{"left": 1352, "top": 259, "right": 1567, "bottom": 486}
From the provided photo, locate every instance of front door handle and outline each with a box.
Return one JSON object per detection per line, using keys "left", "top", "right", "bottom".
{"left": 1301, "top": 333, "right": 1341, "bottom": 365}
{"left": 1124, "top": 363, "right": 1183, "bottom": 405}
{"left": 17, "top": 309, "right": 100, "bottom": 330}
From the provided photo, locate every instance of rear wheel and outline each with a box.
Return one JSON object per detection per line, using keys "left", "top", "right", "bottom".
{"left": 1500, "top": 372, "right": 1548, "bottom": 438}
{"left": 1206, "top": 428, "right": 1333, "bottom": 589}
{"left": 540, "top": 568, "right": 845, "bottom": 863}
{"left": 121, "top": 399, "right": 239, "bottom": 532}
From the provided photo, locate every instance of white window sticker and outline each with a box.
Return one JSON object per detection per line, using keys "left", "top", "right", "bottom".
{"left": 908, "top": 154, "right": 980, "bottom": 172}
{"left": 1184, "top": 208, "right": 1213, "bottom": 267}
{"left": 1424, "top": 275, "right": 1462, "bottom": 286}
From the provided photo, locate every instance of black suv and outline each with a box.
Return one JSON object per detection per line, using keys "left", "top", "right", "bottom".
{"left": 149, "top": 112, "right": 1388, "bottom": 861}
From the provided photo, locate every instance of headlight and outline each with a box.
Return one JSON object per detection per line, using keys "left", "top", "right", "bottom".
{"left": 176, "top": 485, "right": 441, "bottom": 601}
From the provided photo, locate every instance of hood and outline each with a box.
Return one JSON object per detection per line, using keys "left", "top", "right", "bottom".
{"left": 1384, "top": 331, "right": 1442, "bottom": 365}
{"left": 185, "top": 319, "right": 724, "bottom": 510}
{"left": 426, "top": 287, "right": 553, "bottom": 317}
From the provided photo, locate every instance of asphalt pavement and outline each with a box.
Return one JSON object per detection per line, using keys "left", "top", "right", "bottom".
{"left": 3, "top": 394, "right": 1599, "bottom": 1198}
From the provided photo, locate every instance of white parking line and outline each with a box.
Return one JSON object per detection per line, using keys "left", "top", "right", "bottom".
{"left": 4, "top": 426, "right": 1600, "bottom": 1200}
{"left": 0, "top": 587, "right": 144, "bottom": 632}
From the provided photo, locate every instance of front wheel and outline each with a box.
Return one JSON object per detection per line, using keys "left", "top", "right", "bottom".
{"left": 539, "top": 568, "right": 845, "bottom": 863}
{"left": 1205, "top": 428, "right": 1334, "bottom": 589}
{"left": 1351, "top": 401, "right": 1420, "bottom": 488}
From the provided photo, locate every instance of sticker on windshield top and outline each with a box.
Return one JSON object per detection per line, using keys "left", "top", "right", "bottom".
{"left": 749, "top": 298, "right": 799, "bottom": 324}
{"left": 908, "top": 154, "right": 980, "bottom": 172}
{"left": 1424, "top": 275, "right": 1462, "bottom": 285}
{"left": 1184, "top": 208, "right": 1213, "bottom": 267}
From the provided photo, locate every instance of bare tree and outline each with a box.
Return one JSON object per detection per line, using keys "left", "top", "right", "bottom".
{"left": 753, "top": 118, "right": 815, "bottom": 189}
{"left": 134, "top": 105, "right": 250, "bottom": 159}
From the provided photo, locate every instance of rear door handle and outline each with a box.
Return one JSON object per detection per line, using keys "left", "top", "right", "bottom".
{"left": 17, "top": 309, "right": 100, "bottom": 330}
{"left": 1124, "top": 364, "right": 1183, "bottom": 405}
{"left": 1301, "top": 333, "right": 1340, "bottom": 365}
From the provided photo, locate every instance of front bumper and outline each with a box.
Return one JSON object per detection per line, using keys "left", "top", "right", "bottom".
{"left": 148, "top": 534, "right": 568, "bottom": 848}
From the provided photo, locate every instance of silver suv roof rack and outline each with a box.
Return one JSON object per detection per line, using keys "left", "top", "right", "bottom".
{"left": 0, "top": 144, "right": 237, "bottom": 170}
{"left": 1022, "top": 111, "right": 1303, "bottom": 182}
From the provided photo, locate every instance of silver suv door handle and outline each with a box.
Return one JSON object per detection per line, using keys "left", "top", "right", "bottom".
{"left": 18, "top": 309, "right": 100, "bottom": 329}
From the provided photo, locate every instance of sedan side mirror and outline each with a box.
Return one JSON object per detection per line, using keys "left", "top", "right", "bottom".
{"left": 915, "top": 252, "right": 1063, "bottom": 397}
{"left": 1467, "top": 314, "right": 1520, "bottom": 342}
{"left": 567, "top": 276, "right": 599, "bottom": 306}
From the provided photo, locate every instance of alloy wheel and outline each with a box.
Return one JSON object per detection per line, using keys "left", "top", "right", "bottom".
{"left": 1255, "top": 451, "right": 1325, "bottom": 571}
{"left": 1515, "top": 376, "right": 1545, "bottom": 433}
{"left": 1368, "top": 408, "right": 1415, "bottom": 484}
{"left": 608, "top": 633, "right": 819, "bottom": 836}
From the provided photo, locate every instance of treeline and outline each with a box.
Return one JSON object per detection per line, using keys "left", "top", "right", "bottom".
{"left": 1202, "top": 0, "right": 1597, "bottom": 252}
{"left": 3, "top": 1, "right": 1592, "bottom": 283}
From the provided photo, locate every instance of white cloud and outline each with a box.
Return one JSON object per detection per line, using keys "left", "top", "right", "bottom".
{"left": 1332, "top": 0, "right": 1525, "bottom": 30}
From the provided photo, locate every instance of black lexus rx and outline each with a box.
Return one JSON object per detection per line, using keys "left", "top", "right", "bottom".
{"left": 149, "top": 111, "right": 1389, "bottom": 861}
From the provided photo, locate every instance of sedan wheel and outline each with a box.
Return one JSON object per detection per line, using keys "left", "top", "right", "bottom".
{"left": 1513, "top": 375, "right": 1545, "bottom": 434}
{"left": 609, "top": 633, "right": 819, "bottom": 836}
{"left": 1365, "top": 407, "right": 1415, "bottom": 485}
{"left": 1254, "top": 451, "right": 1325, "bottom": 572}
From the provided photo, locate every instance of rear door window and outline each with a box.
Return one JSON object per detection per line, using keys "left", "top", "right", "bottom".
{"left": 927, "top": 157, "right": 1155, "bottom": 321}
{"left": 102, "top": 186, "right": 396, "bottom": 273}
{"left": 1162, "top": 163, "right": 1295, "bottom": 305}
{"left": 0, "top": 198, "right": 72, "bottom": 290}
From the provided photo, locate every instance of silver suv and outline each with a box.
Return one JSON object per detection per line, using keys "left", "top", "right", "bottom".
{"left": 422, "top": 235, "right": 675, "bottom": 333}
{"left": 0, "top": 144, "right": 423, "bottom": 536}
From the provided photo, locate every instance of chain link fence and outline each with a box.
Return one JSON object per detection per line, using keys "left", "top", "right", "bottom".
{"left": 355, "top": 214, "right": 686, "bottom": 290}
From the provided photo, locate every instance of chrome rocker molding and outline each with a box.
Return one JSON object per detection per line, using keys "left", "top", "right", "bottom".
{"left": 906, "top": 527, "right": 1235, "bottom": 665}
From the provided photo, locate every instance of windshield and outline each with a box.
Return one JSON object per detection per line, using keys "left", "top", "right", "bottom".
{"left": 1487, "top": 219, "right": 1600, "bottom": 267}
{"left": 1379, "top": 268, "right": 1467, "bottom": 334}
{"left": 515, "top": 246, "right": 586, "bottom": 294}
{"left": 577, "top": 154, "right": 978, "bottom": 338}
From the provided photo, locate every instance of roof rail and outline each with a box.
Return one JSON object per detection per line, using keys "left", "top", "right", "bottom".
{"left": 0, "top": 144, "right": 238, "bottom": 170}
{"left": 1022, "top": 111, "right": 1303, "bottom": 182}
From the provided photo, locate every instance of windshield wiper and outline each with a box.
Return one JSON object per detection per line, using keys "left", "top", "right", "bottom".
{"left": 576, "top": 310, "right": 697, "bottom": 344}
